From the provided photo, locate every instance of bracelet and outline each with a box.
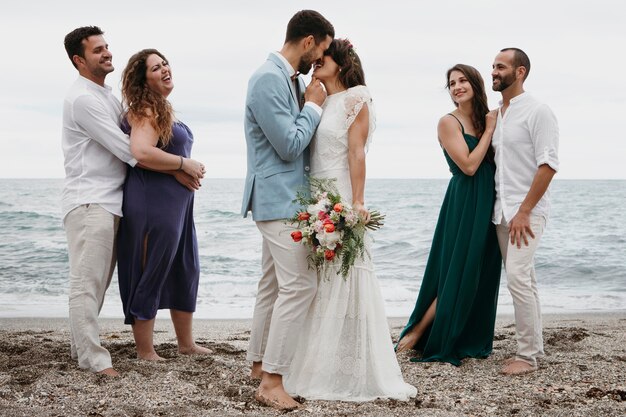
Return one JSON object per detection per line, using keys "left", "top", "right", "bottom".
{"left": 178, "top": 156, "right": 184, "bottom": 171}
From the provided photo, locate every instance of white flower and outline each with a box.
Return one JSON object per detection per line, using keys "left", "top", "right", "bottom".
{"left": 317, "top": 230, "right": 341, "bottom": 250}
{"left": 307, "top": 199, "right": 329, "bottom": 215}
{"left": 313, "top": 220, "right": 324, "bottom": 233}
{"left": 344, "top": 211, "right": 358, "bottom": 228}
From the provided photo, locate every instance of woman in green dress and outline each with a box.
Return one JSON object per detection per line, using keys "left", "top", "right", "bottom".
{"left": 396, "top": 64, "right": 502, "bottom": 366}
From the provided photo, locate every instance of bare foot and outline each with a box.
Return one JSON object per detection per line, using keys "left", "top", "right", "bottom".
{"left": 396, "top": 328, "right": 421, "bottom": 353}
{"left": 179, "top": 344, "right": 213, "bottom": 355}
{"left": 503, "top": 356, "right": 516, "bottom": 365}
{"left": 137, "top": 351, "right": 166, "bottom": 361}
{"left": 97, "top": 367, "right": 120, "bottom": 377}
{"left": 500, "top": 360, "right": 537, "bottom": 375}
{"left": 250, "top": 361, "right": 262, "bottom": 380}
{"left": 255, "top": 387, "right": 301, "bottom": 411}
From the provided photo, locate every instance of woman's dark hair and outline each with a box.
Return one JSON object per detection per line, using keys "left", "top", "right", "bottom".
{"left": 446, "top": 64, "right": 494, "bottom": 162}
{"left": 285, "top": 10, "right": 334, "bottom": 44}
{"left": 121, "top": 49, "right": 174, "bottom": 147}
{"left": 324, "top": 38, "right": 365, "bottom": 88}
{"left": 64, "top": 26, "right": 104, "bottom": 69}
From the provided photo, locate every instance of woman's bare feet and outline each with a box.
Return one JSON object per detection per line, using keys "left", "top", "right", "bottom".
{"left": 98, "top": 367, "right": 120, "bottom": 377}
{"left": 396, "top": 328, "right": 422, "bottom": 353}
{"left": 179, "top": 343, "right": 213, "bottom": 355}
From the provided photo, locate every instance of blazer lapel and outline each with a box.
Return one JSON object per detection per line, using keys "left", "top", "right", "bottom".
{"left": 267, "top": 53, "right": 299, "bottom": 110}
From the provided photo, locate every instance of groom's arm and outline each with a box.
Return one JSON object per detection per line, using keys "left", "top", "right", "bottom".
{"left": 251, "top": 73, "right": 321, "bottom": 162}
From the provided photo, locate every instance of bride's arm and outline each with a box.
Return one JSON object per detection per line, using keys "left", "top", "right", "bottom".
{"left": 347, "top": 103, "right": 370, "bottom": 222}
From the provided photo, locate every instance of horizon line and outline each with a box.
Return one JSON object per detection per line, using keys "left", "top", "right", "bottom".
{"left": 2, "top": 177, "right": 625, "bottom": 181}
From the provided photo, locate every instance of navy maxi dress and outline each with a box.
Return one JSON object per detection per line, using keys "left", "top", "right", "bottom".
{"left": 117, "top": 120, "right": 200, "bottom": 325}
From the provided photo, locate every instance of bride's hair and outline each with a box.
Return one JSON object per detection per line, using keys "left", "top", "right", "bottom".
{"left": 324, "top": 38, "right": 365, "bottom": 88}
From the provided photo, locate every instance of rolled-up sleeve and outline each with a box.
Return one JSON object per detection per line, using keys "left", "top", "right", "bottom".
{"left": 531, "top": 103, "right": 559, "bottom": 172}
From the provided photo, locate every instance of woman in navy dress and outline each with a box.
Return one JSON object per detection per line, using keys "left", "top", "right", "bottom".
{"left": 118, "top": 49, "right": 210, "bottom": 360}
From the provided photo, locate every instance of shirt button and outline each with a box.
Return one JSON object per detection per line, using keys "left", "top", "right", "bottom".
{"left": 304, "top": 166, "right": 310, "bottom": 172}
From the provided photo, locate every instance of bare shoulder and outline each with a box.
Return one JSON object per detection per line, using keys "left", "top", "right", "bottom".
{"left": 438, "top": 113, "right": 460, "bottom": 132}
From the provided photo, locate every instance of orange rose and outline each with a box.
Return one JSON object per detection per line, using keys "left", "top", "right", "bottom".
{"left": 291, "top": 231, "right": 303, "bottom": 242}
{"left": 324, "top": 249, "right": 335, "bottom": 261}
{"left": 333, "top": 203, "right": 343, "bottom": 212}
{"left": 324, "top": 223, "right": 335, "bottom": 233}
{"left": 297, "top": 212, "right": 310, "bottom": 221}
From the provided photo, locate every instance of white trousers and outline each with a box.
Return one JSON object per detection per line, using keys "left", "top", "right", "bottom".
{"left": 247, "top": 220, "right": 318, "bottom": 375}
{"left": 65, "top": 204, "right": 118, "bottom": 372}
{"left": 496, "top": 215, "right": 546, "bottom": 367}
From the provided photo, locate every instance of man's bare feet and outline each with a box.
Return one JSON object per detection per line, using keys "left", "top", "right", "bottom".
{"left": 179, "top": 344, "right": 213, "bottom": 355}
{"left": 255, "top": 387, "right": 300, "bottom": 411}
{"left": 255, "top": 372, "right": 301, "bottom": 410}
{"left": 500, "top": 360, "right": 537, "bottom": 375}
{"left": 396, "top": 328, "right": 421, "bottom": 353}
{"left": 97, "top": 367, "right": 120, "bottom": 377}
{"left": 503, "top": 356, "right": 516, "bottom": 365}
{"left": 250, "top": 361, "right": 263, "bottom": 380}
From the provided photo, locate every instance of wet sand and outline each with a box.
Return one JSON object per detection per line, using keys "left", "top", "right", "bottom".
{"left": 0, "top": 313, "right": 624, "bottom": 416}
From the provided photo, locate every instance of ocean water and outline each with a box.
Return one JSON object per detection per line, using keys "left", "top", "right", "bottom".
{"left": 0, "top": 178, "right": 624, "bottom": 319}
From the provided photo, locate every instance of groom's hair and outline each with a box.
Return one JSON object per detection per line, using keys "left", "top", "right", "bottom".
{"left": 64, "top": 26, "right": 105, "bottom": 69}
{"left": 285, "top": 10, "right": 334, "bottom": 45}
{"left": 501, "top": 47, "right": 531, "bottom": 80}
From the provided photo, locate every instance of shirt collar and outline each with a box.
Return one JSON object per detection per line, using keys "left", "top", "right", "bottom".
{"left": 272, "top": 51, "right": 296, "bottom": 77}
{"left": 499, "top": 91, "right": 529, "bottom": 107}
{"left": 79, "top": 75, "right": 112, "bottom": 92}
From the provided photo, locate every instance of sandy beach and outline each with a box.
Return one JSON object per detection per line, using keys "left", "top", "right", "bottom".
{"left": 0, "top": 313, "right": 624, "bottom": 416}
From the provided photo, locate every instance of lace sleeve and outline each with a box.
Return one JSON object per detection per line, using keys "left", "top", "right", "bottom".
{"left": 344, "top": 86, "right": 376, "bottom": 147}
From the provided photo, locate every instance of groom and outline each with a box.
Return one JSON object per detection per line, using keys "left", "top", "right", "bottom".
{"left": 491, "top": 48, "right": 559, "bottom": 375}
{"left": 241, "top": 10, "right": 334, "bottom": 410}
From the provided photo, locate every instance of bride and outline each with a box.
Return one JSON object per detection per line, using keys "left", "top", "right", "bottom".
{"left": 284, "top": 39, "right": 416, "bottom": 401}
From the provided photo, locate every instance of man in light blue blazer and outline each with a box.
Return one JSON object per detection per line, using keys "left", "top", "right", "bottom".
{"left": 241, "top": 10, "right": 334, "bottom": 410}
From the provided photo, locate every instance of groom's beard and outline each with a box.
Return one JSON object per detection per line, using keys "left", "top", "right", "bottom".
{"left": 298, "top": 51, "right": 316, "bottom": 75}
{"left": 492, "top": 72, "right": 516, "bottom": 92}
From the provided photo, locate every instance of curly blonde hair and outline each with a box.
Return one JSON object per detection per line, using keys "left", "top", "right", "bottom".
{"left": 121, "top": 49, "right": 174, "bottom": 148}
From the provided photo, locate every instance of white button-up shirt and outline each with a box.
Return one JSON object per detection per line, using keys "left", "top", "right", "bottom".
{"left": 492, "top": 92, "right": 559, "bottom": 224}
{"left": 61, "top": 76, "right": 137, "bottom": 221}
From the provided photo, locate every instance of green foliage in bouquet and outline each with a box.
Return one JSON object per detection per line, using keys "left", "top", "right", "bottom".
{"left": 289, "top": 177, "right": 385, "bottom": 279}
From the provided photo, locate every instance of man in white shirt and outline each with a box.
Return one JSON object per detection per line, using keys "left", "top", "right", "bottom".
{"left": 491, "top": 48, "right": 559, "bottom": 375}
{"left": 62, "top": 26, "right": 197, "bottom": 376}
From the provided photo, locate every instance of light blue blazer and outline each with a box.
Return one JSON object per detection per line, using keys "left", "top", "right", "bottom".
{"left": 241, "top": 54, "right": 321, "bottom": 221}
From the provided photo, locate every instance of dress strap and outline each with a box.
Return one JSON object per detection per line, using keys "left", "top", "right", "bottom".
{"left": 447, "top": 113, "right": 465, "bottom": 134}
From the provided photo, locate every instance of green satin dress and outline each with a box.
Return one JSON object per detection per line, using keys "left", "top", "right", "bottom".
{"left": 399, "top": 114, "right": 502, "bottom": 366}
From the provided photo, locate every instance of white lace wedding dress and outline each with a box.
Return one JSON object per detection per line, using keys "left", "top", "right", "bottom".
{"left": 284, "top": 86, "right": 416, "bottom": 401}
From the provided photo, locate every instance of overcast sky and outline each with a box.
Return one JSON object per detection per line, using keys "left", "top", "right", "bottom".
{"left": 1, "top": 0, "right": 624, "bottom": 179}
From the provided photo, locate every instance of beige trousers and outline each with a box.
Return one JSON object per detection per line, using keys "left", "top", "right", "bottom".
{"left": 496, "top": 215, "right": 546, "bottom": 367}
{"left": 65, "top": 204, "right": 119, "bottom": 372}
{"left": 247, "top": 220, "right": 318, "bottom": 375}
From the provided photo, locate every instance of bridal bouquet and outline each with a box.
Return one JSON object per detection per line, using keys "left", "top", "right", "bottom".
{"left": 289, "top": 177, "right": 385, "bottom": 279}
